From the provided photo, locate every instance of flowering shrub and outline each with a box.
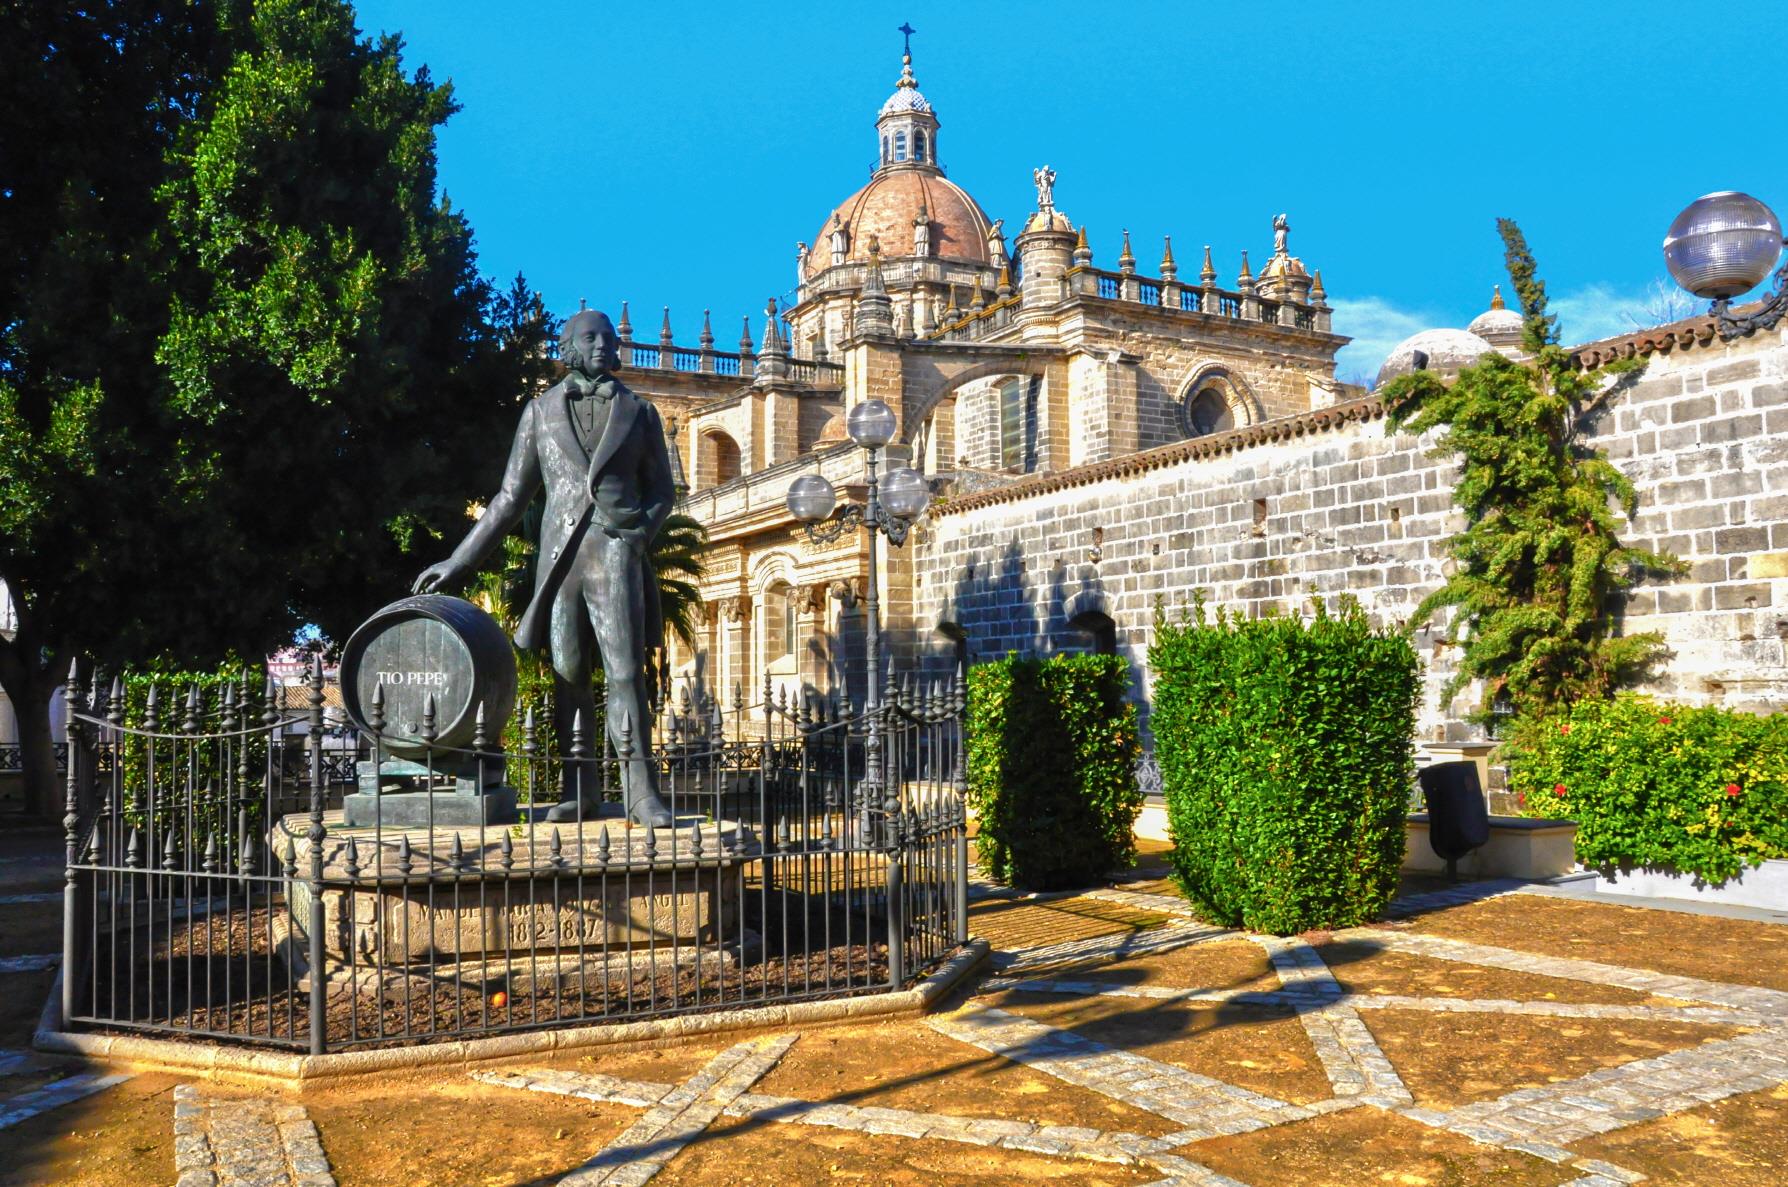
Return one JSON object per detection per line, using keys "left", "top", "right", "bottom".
{"left": 1504, "top": 695, "right": 1788, "bottom": 883}
{"left": 1148, "top": 596, "right": 1419, "bottom": 934}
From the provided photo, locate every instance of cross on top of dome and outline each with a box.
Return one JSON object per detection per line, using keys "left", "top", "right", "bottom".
{"left": 880, "top": 23, "right": 932, "bottom": 117}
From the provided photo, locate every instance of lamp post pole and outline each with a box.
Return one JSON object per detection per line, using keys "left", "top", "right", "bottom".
{"left": 786, "top": 399, "right": 931, "bottom": 988}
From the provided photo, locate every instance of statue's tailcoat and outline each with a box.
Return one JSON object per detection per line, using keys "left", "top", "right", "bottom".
{"left": 448, "top": 376, "right": 676, "bottom": 654}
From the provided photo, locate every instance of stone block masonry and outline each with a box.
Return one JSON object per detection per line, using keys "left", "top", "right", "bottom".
{"left": 919, "top": 325, "right": 1788, "bottom": 735}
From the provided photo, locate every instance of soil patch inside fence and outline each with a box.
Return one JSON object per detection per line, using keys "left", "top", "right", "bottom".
{"left": 71, "top": 897, "right": 944, "bottom": 1048}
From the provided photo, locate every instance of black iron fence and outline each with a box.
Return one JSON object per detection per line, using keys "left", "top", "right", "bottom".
{"left": 57, "top": 668, "right": 969, "bottom": 1053}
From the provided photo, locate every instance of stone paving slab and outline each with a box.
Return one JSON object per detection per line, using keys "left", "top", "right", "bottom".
{"left": 554, "top": 1033, "right": 797, "bottom": 1186}
{"left": 991, "top": 922, "right": 1233, "bottom": 974}
{"left": 927, "top": 1003, "right": 1312, "bottom": 1137}
{"left": 1413, "top": 1028, "right": 1788, "bottom": 1148}
{"left": 1252, "top": 935, "right": 1411, "bottom": 1105}
{"left": 0, "top": 1071, "right": 130, "bottom": 1132}
{"left": 1346, "top": 928, "right": 1788, "bottom": 1016}
{"left": 0, "top": 954, "right": 60, "bottom": 973}
{"left": 170, "top": 1084, "right": 335, "bottom": 1187}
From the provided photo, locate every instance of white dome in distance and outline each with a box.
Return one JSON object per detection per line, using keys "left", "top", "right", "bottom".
{"left": 1374, "top": 328, "right": 1499, "bottom": 390}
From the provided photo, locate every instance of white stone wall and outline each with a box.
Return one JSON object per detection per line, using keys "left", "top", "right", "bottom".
{"left": 915, "top": 326, "right": 1788, "bottom": 738}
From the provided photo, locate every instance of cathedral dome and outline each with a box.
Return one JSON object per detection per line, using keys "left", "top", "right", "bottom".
{"left": 1374, "top": 328, "right": 1498, "bottom": 389}
{"left": 808, "top": 170, "right": 995, "bottom": 278}
{"left": 1467, "top": 285, "right": 1525, "bottom": 346}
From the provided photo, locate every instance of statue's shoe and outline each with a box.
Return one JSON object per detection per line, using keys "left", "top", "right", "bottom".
{"left": 543, "top": 798, "right": 593, "bottom": 823}
{"left": 627, "top": 794, "right": 674, "bottom": 829}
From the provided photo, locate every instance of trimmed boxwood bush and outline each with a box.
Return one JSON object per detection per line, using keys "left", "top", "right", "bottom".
{"left": 966, "top": 653, "right": 1142, "bottom": 890}
{"left": 1504, "top": 695, "right": 1788, "bottom": 883}
{"left": 1150, "top": 597, "right": 1419, "bottom": 934}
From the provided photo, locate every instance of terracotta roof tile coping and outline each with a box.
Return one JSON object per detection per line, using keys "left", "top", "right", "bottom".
{"left": 935, "top": 396, "right": 1388, "bottom": 515}
{"left": 938, "top": 304, "right": 1774, "bottom": 517}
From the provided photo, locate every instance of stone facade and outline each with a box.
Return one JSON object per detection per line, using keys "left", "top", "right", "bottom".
{"left": 912, "top": 322, "right": 1788, "bottom": 737}
{"left": 611, "top": 46, "right": 1352, "bottom": 715}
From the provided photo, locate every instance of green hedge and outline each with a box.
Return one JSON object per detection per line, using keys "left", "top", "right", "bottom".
{"left": 1150, "top": 597, "right": 1419, "bottom": 934}
{"left": 966, "top": 653, "right": 1142, "bottom": 890}
{"left": 1504, "top": 695, "right": 1788, "bottom": 883}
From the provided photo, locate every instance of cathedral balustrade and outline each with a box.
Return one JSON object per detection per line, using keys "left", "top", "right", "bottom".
{"left": 1068, "top": 265, "right": 1330, "bottom": 334}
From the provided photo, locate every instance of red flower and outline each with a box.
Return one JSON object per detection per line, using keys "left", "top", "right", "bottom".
{"left": 1559, "top": 723, "right": 1571, "bottom": 735}
{"left": 1659, "top": 716, "right": 1673, "bottom": 725}
{"left": 1554, "top": 783, "right": 1567, "bottom": 798}
{"left": 1516, "top": 791, "right": 1527, "bottom": 807}
{"left": 1726, "top": 783, "right": 1741, "bottom": 798}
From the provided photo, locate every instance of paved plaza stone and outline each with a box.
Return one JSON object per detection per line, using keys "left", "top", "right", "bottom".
{"left": 0, "top": 858, "right": 1785, "bottom": 1184}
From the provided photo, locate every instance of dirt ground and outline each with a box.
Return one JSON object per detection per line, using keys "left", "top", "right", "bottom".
{"left": 987, "top": 988, "right": 1336, "bottom": 1105}
{"left": 754, "top": 1020, "right": 1179, "bottom": 1136}
{"left": 1395, "top": 894, "right": 1788, "bottom": 991}
{"left": 0, "top": 1072, "right": 182, "bottom": 1187}
{"left": 1359, "top": 1010, "right": 1748, "bottom": 1107}
{"left": 655, "top": 1114, "right": 1158, "bottom": 1187}
{"left": 1185, "top": 1105, "right": 1572, "bottom": 1187}
{"left": 1312, "top": 938, "right": 1660, "bottom": 1005}
{"left": 1570, "top": 1081, "right": 1788, "bottom": 1186}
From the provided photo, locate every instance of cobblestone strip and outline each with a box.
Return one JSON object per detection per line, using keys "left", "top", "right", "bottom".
{"left": 1398, "top": 1028, "right": 1788, "bottom": 1150}
{"left": 0, "top": 953, "right": 60, "bottom": 973}
{"left": 1079, "top": 889, "right": 1208, "bottom": 918}
{"left": 478, "top": 1064, "right": 1246, "bottom": 1180}
{"left": 0, "top": 1071, "right": 130, "bottom": 1131}
{"left": 0, "top": 1048, "right": 45, "bottom": 1077}
{"left": 991, "top": 922, "right": 1233, "bottom": 974}
{"left": 1252, "top": 936, "right": 1411, "bottom": 1105}
{"left": 928, "top": 1003, "right": 1310, "bottom": 1139}
{"left": 170, "top": 1084, "right": 336, "bottom": 1187}
{"left": 1385, "top": 880, "right": 1528, "bottom": 918}
{"left": 1346, "top": 929, "right": 1788, "bottom": 1016}
{"left": 555, "top": 1033, "right": 799, "bottom": 1186}
{"left": 1341, "top": 993, "right": 1767, "bottom": 1026}
{"left": 986, "top": 978, "right": 1763, "bottom": 1027}
{"left": 473, "top": 1067, "right": 676, "bottom": 1108}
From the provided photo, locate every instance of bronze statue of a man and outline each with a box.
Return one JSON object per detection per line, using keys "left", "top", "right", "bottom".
{"left": 415, "top": 309, "right": 677, "bottom": 827}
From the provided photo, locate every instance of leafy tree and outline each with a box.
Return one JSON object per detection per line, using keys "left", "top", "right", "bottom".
{"left": 0, "top": 0, "right": 551, "bottom": 816}
{"left": 1380, "top": 220, "right": 1680, "bottom": 721}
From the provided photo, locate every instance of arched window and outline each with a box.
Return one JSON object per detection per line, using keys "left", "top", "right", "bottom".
{"left": 1068, "top": 610, "right": 1118, "bottom": 656}
{"left": 998, "top": 377, "right": 1037, "bottom": 472}
{"left": 763, "top": 582, "right": 793, "bottom": 663}
{"left": 700, "top": 430, "right": 741, "bottom": 487}
{"left": 913, "top": 130, "right": 927, "bottom": 162}
{"left": 893, "top": 131, "right": 907, "bottom": 162}
{"left": 1183, "top": 384, "right": 1237, "bottom": 437}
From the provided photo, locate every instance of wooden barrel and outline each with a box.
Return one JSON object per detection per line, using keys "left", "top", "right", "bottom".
{"left": 339, "top": 595, "right": 517, "bottom": 761}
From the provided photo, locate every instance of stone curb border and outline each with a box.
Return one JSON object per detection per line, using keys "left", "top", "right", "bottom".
{"left": 31, "top": 939, "right": 989, "bottom": 1086}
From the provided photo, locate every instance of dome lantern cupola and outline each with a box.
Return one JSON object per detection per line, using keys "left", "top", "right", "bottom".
{"left": 876, "top": 25, "right": 940, "bottom": 173}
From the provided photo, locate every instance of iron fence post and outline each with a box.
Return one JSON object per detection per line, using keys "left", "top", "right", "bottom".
{"left": 305, "top": 655, "right": 327, "bottom": 1055}
{"left": 952, "top": 669, "right": 969, "bottom": 945}
{"left": 61, "top": 663, "right": 85, "bottom": 1026}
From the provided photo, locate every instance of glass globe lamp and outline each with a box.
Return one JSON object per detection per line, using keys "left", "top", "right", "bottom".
{"left": 1664, "top": 191, "right": 1784, "bottom": 301}
{"left": 785, "top": 473, "right": 837, "bottom": 523}
{"left": 846, "top": 399, "right": 898, "bottom": 449}
{"left": 880, "top": 467, "right": 931, "bottom": 520}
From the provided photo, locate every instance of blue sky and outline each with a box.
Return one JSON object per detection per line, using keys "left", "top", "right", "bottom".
{"left": 352, "top": 1, "right": 1787, "bottom": 383}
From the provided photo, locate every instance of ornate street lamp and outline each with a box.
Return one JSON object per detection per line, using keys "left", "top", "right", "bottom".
{"left": 1664, "top": 191, "right": 1788, "bottom": 339}
{"left": 785, "top": 397, "right": 931, "bottom": 959}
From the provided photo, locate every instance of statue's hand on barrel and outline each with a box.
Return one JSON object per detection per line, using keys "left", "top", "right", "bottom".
{"left": 412, "top": 559, "right": 467, "bottom": 595}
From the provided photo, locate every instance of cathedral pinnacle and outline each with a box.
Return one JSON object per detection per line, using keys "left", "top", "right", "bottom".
{"left": 1490, "top": 283, "right": 1505, "bottom": 310}
{"left": 617, "top": 300, "right": 633, "bottom": 341}
{"left": 896, "top": 23, "right": 918, "bottom": 86}
{"left": 1200, "top": 244, "right": 1216, "bottom": 284}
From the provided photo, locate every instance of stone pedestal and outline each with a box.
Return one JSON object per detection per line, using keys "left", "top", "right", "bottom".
{"left": 273, "top": 809, "right": 760, "bottom": 966}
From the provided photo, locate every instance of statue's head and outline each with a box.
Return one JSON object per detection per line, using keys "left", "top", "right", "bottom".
{"left": 559, "top": 309, "right": 619, "bottom": 377}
